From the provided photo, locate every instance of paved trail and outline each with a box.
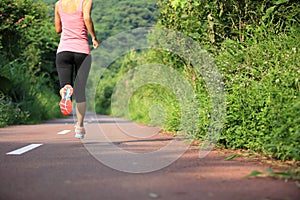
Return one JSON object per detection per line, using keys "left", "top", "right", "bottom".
{"left": 0, "top": 114, "right": 299, "bottom": 200}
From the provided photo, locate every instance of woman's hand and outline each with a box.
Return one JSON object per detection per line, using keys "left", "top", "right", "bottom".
{"left": 92, "top": 38, "right": 99, "bottom": 49}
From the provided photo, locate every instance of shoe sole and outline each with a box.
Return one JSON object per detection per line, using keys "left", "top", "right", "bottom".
{"left": 75, "top": 133, "right": 84, "bottom": 139}
{"left": 60, "top": 99, "right": 72, "bottom": 116}
{"left": 60, "top": 86, "right": 73, "bottom": 116}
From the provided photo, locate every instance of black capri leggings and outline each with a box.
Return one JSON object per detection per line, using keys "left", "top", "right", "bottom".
{"left": 56, "top": 51, "right": 91, "bottom": 103}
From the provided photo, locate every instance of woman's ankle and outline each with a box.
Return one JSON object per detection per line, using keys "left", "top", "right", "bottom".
{"left": 77, "top": 122, "right": 84, "bottom": 127}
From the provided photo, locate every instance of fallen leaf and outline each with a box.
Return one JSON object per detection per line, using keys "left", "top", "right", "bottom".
{"left": 245, "top": 170, "right": 263, "bottom": 178}
{"left": 225, "top": 154, "right": 240, "bottom": 161}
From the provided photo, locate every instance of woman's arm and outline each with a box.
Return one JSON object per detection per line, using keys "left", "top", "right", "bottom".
{"left": 83, "top": 0, "right": 99, "bottom": 49}
{"left": 55, "top": 1, "right": 62, "bottom": 34}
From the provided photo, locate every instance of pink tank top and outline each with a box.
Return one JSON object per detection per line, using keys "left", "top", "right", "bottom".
{"left": 57, "top": 0, "right": 90, "bottom": 54}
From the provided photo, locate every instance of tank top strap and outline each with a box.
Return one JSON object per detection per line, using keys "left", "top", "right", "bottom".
{"left": 79, "top": 0, "right": 85, "bottom": 11}
{"left": 59, "top": 0, "right": 62, "bottom": 12}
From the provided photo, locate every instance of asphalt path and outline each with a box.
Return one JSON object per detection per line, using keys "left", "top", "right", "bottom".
{"left": 0, "top": 114, "right": 299, "bottom": 200}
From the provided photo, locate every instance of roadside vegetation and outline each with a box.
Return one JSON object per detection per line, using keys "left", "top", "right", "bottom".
{"left": 0, "top": 0, "right": 61, "bottom": 126}
{"left": 95, "top": 0, "right": 300, "bottom": 162}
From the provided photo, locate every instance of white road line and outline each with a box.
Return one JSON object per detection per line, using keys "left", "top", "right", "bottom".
{"left": 6, "top": 144, "right": 43, "bottom": 155}
{"left": 57, "top": 130, "right": 71, "bottom": 135}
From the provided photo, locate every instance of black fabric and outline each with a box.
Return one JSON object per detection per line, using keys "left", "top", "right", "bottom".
{"left": 56, "top": 51, "right": 91, "bottom": 103}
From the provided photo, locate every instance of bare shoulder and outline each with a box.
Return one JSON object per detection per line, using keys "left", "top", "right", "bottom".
{"left": 55, "top": 1, "right": 60, "bottom": 9}
{"left": 83, "top": 0, "right": 92, "bottom": 8}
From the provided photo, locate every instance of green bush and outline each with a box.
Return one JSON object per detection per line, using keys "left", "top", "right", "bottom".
{"left": 94, "top": 0, "right": 299, "bottom": 161}
{"left": 154, "top": 0, "right": 300, "bottom": 161}
{"left": 0, "top": 93, "right": 29, "bottom": 127}
{"left": 0, "top": 0, "right": 62, "bottom": 126}
{"left": 216, "top": 31, "right": 300, "bottom": 160}
{"left": 0, "top": 59, "right": 61, "bottom": 127}
{"left": 158, "top": 0, "right": 299, "bottom": 47}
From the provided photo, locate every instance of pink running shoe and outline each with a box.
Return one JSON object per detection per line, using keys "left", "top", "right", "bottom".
{"left": 59, "top": 84, "right": 73, "bottom": 116}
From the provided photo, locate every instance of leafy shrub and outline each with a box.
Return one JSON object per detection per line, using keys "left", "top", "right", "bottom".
{"left": 216, "top": 31, "right": 300, "bottom": 160}
{"left": 0, "top": 59, "right": 61, "bottom": 126}
{"left": 0, "top": 93, "right": 29, "bottom": 127}
{"left": 0, "top": 0, "right": 62, "bottom": 126}
{"left": 158, "top": 0, "right": 299, "bottom": 47}
{"left": 156, "top": 0, "right": 300, "bottom": 160}
{"left": 89, "top": 0, "right": 300, "bottom": 161}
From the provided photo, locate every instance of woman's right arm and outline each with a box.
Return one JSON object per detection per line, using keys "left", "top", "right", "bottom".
{"left": 55, "top": 1, "right": 62, "bottom": 34}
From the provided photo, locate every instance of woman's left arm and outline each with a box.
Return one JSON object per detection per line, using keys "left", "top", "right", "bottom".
{"left": 83, "top": 0, "right": 99, "bottom": 49}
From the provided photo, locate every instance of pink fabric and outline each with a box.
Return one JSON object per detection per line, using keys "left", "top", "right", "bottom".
{"left": 57, "top": 0, "right": 90, "bottom": 54}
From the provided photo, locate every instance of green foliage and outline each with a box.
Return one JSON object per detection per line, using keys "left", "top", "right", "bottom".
{"left": 0, "top": 0, "right": 61, "bottom": 126}
{"left": 216, "top": 31, "right": 300, "bottom": 161}
{"left": 225, "top": 154, "right": 242, "bottom": 161}
{"left": 94, "top": 0, "right": 300, "bottom": 161}
{"left": 158, "top": 0, "right": 299, "bottom": 49}
{"left": 94, "top": 48, "right": 201, "bottom": 134}
{"left": 245, "top": 168, "right": 300, "bottom": 182}
{"left": 92, "top": 0, "right": 159, "bottom": 41}
{"left": 152, "top": 0, "right": 300, "bottom": 161}
{"left": 94, "top": 65, "right": 117, "bottom": 115}
{"left": 126, "top": 84, "right": 180, "bottom": 128}
{"left": 0, "top": 93, "right": 29, "bottom": 127}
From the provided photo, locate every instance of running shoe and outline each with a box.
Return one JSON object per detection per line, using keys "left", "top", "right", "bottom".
{"left": 75, "top": 125, "right": 85, "bottom": 139}
{"left": 59, "top": 84, "right": 73, "bottom": 116}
